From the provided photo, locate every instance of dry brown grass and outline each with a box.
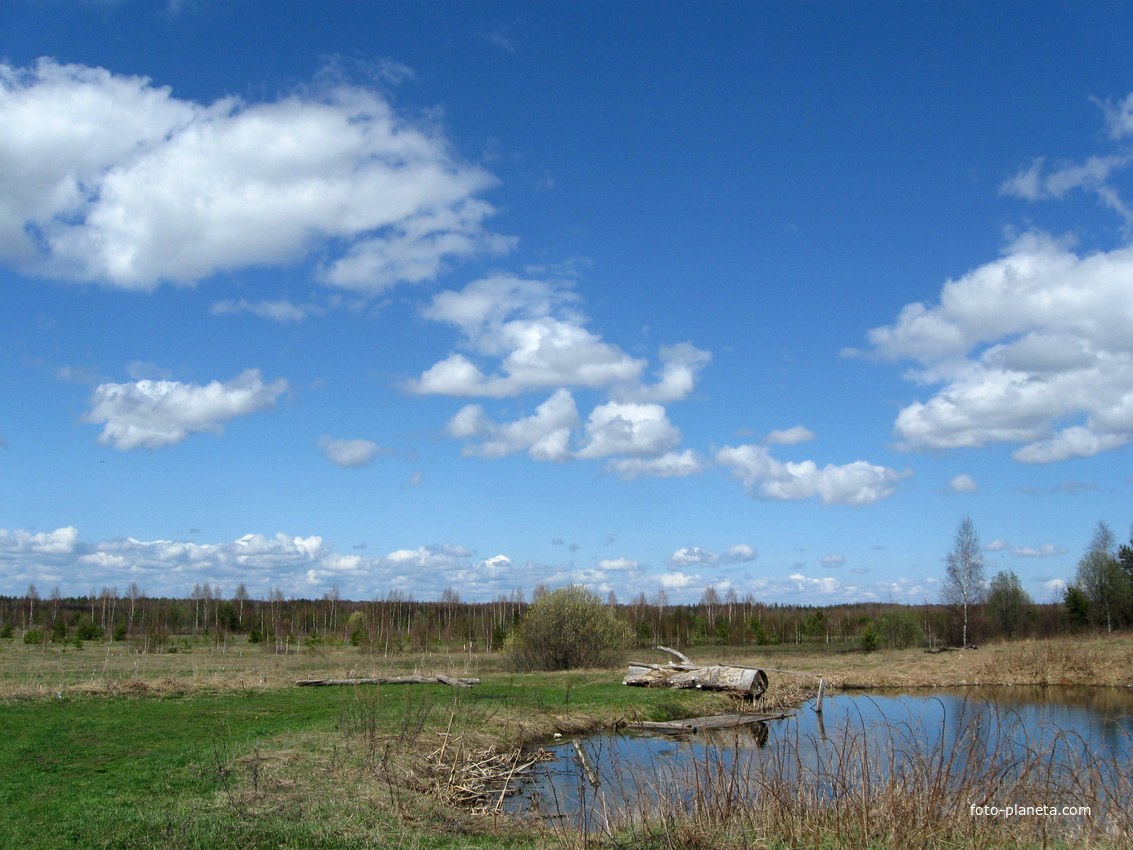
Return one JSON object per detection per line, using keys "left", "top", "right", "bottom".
{"left": 0, "top": 635, "right": 491, "bottom": 698}
{"left": 706, "top": 633, "right": 1133, "bottom": 690}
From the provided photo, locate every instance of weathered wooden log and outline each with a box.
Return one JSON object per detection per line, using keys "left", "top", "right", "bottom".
{"left": 296, "top": 675, "right": 480, "bottom": 687}
{"left": 623, "top": 656, "right": 769, "bottom": 698}
{"left": 627, "top": 711, "right": 790, "bottom": 733}
{"left": 656, "top": 645, "right": 693, "bottom": 665}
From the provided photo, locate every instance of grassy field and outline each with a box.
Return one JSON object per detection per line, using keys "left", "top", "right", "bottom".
{"left": 2, "top": 634, "right": 1131, "bottom": 848}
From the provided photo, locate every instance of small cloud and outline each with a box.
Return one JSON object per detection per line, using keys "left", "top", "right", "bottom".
{"left": 949, "top": 474, "right": 978, "bottom": 493}
{"left": 596, "top": 557, "right": 639, "bottom": 572}
{"left": 666, "top": 547, "right": 719, "bottom": 567}
{"left": 658, "top": 571, "right": 700, "bottom": 589}
{"left": 486, "top": 32, "right": 516, "bottom": 52}
{"left": 723, "top": 544, "right": 757, "bottom": 564}
{"left": 353, "top": 542, "right": 368, "bottom": 550}
{"left": 318, "top": 436, "right": 392, "bottom": 469}
{"left": 211, "top": 299, "right": 320, "bottom": 322}
{"left": 1043, "top": 578, "right": 1068, "bottom": 600}
{"left": 1012, "top": 543, "right": 1069, "bottom": 557}
{"left": 821, "top": 554, "right": 844, "bottom": 568}
{"left": 1053, "top": 480, "right": 1099, "bottom": 494}
{"left": 552, "top": 538, "right": 565, "bottom": 546}
{"left": 765, "top": 425, "right": 816, "bottom": 446}
{"left": 600, "top": 534, "right": 616, "bottom": 546}
{"left": 986, "top": 539, "right": 1011, "bottom": 552}
{"left": 851, "top": 567, "right": 869, "bottom": 575}
{"left": 401, "top": 469, "right": 424, "bottom": 489}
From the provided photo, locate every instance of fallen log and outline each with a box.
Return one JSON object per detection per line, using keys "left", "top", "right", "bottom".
{"left": 623, "top": 649, "right": 769, "bottom": 699}
{"left": 296, "top": 675, "right": 480, "bottom": 687}
{"left": 627, "top": 711, "right": 790, "bottom": 733}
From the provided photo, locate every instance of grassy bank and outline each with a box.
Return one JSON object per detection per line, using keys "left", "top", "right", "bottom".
{"left": 1, "top": 634, "right": 1130, "bottom": 848}
{"left": 706, "top": 633, "right": 1133, "bottom": 688}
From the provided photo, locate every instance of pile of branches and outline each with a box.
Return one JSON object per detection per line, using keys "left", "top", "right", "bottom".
{"left": 422, "top": 741, "right": 553, "bottom": 813}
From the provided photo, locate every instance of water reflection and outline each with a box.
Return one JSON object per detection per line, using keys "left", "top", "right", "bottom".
{"left": 505, "top": 685, "right": 1133, "bottom": 830}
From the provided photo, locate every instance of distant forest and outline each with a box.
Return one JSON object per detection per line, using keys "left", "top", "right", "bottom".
{"left": 0, "top": 581, "right": 1086, "bottom": 654}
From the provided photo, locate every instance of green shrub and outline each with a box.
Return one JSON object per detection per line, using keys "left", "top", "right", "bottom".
{"left": 75, "top": 618, "right": 104, "bottom": 641}
{"left": 23, "top": 628, "right": 43, "bottom": 645}
{"left": 507, "top": 585, "right": 633, "bottom": 671}
{"left": 0, "top": 623, "right": 13, "bottom": 640}
{"left": 861, "top": 623, "right": 880, "bottom": 653}
{"left": 751, "top": 619, "right": 780, "bottom": 646}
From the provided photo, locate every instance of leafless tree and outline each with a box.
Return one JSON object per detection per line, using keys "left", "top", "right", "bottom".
{"left": 942, "top": 515, "right": 985, "bottom": 647}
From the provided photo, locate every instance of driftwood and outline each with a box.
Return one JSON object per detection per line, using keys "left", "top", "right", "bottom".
{"left": 623, "top": 646, "right": 769, "bottom": 699}
{"left": 296, "top": 675, "right": 480, "bottom": 687}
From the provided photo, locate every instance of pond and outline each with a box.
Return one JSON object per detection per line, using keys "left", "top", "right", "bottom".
{"left": 504, "top": 686, "right": 1133, "bottom": 833}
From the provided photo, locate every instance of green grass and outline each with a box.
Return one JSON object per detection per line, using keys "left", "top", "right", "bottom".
{"left": 1, "top": 688, "right": 356, "bottom": 848}
{"left": 0, "top": 670, "right": 734, "bottom": 850}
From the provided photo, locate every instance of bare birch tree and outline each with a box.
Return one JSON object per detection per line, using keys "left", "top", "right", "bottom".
{"left": 942, "top": 515, "right": 984, "bottom": 647}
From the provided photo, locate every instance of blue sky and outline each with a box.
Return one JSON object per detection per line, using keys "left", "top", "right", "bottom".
{"left": 2, "top": 1, "right": 1131, "bottom": 604}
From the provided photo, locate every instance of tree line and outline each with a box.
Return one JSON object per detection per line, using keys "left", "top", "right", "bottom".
{"left": 0, "top": 573, "right": 1102, "bottom": 656}
{"left": 3, "top": 517, "right": 1128, "bottom": 653}
{"left": 941, "top": 515, "right": 1133, "bottom": 649}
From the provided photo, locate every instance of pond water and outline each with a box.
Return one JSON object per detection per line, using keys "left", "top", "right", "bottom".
{"left": 504, "top": 686, "right": 1133, "bottom": 830}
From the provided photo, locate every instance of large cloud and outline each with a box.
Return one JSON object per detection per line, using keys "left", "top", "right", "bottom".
{"left": 856, "top": 232, "right": 1133, "bottom": 462}
{"left": 84, "top": 369, "right": 288, "bottom": 450}
{"left": 856, "top": 93, "right": 1133, "bottom": 463}
{"left": 0, "top": 58, "right": 507, "bottom": 290}
{"left": 418, "top": 274, "right": 710, "bottom": 473}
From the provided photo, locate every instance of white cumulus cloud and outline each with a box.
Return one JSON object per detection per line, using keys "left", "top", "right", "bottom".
{"left": 716, "top": 443, "right": 911, "bottom": 506}
{"left": 409, "top": 275, "right": 709, "bottom": 402}
{"left": 857, "top": 96, "right": 1133, "bottom": 464}
{"left": 446, "top": 388, "right": 579, "bottom": 461}
{"left": 949, "top": 474, "right": 978, "bottom": 493}
{"left": 84, "top": 368, "right": 288, "bottom": 450}
{"left": 0, "top": 58, "right": 505, "bottom": 290}
{"left": 576, "top": 401, "right": 681, "bottom": 459}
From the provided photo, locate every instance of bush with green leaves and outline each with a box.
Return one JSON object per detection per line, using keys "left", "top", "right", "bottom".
{"left": 860, "top": 623, "right": 880, "bottom": 653}
{"left": 507, "top": 585, "right": 633, "bottom": 671}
